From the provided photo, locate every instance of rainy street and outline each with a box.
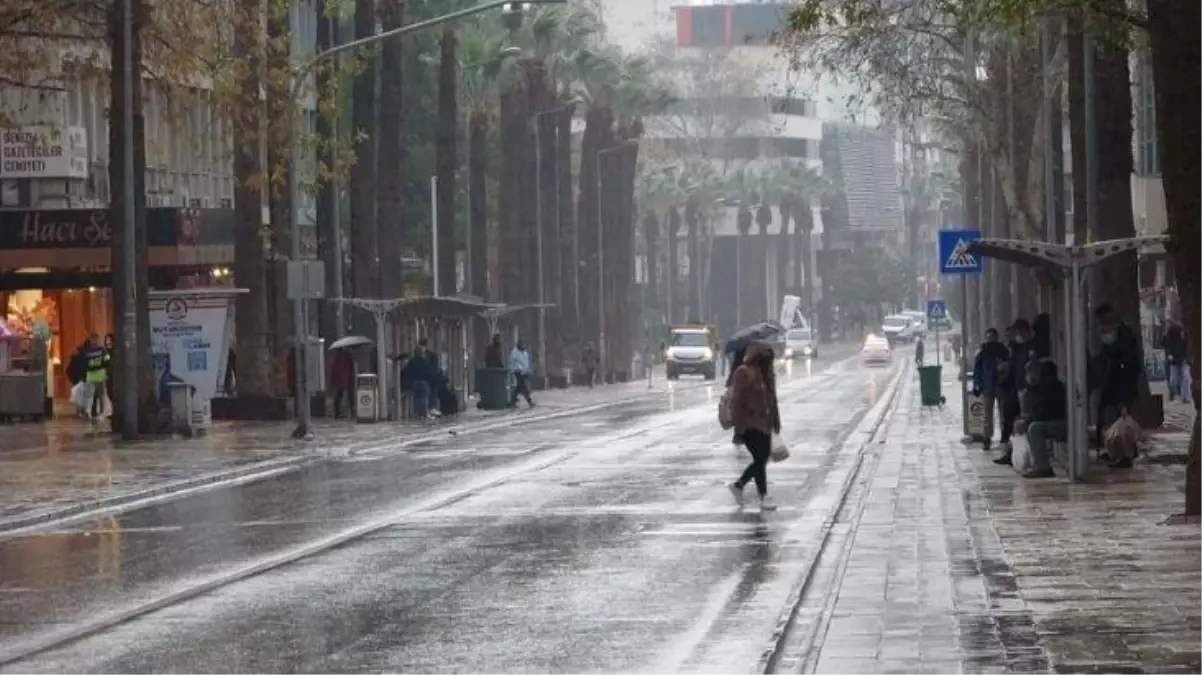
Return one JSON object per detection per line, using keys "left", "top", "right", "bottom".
{"left": 0, "top": 347, "right": 902, "bottom": 673}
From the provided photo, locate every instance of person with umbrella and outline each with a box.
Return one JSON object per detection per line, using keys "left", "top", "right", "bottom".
{"left": 327, "top": 335, "right": 372, "bottom": 419}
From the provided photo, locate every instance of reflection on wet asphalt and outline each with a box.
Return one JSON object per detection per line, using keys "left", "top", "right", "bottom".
{"left": 0, "top": 354, "right": 897, "bottom": 673}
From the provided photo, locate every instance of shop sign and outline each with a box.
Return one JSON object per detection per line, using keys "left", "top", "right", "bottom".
{"left": 0, "top": 126, "right": 89, "bottom": 179}
{"left": 8, "top": 210, "right": 112, "bottom": 247}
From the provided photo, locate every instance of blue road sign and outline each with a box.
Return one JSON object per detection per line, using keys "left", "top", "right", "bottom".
{"left": 926, "top": 299, "right": 947, "bottom": 321}
{"left": 938, "top": 229, "right": 982, "bottom": 275}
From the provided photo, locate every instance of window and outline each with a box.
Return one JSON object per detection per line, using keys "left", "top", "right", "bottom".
{"left": 1137, "top": 53, "right": 1158, "bottom": 175}
{"left": 731, "top": 4, "right": 786, "bottom": 46}
{"left": 691, "top": 6, "right": 726, "bottom": 47}
{"left": 724, "top": 137, "right": 760, "bottom": 159}
{"left": 771, "top": 138, "right": 819, "bottom": 159}
{"left": 771, "top": 97, "right": 817, "bottom": 117}
{"left": 671, "top": 331, "right": 710, "bottom": 347}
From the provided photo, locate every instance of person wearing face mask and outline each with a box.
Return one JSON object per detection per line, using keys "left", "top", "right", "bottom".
{"left": 993, "top": 319, "right": 1033, "bottom": 466}
{"left": 972, "top": 327, "right": 1011, "bottom": 452}
{"left": 1092, "top": 303, "right": 1142, "bottom": 468}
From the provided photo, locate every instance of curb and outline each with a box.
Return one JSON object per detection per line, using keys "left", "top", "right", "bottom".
{"left": 758, "top": 360, "right": 910, "bottom": 674}
{"left": 0, "top": 380, "right": 713, "bottom": 537}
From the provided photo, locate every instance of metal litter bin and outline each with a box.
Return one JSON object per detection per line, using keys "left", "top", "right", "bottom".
{"left": 356, "top": 373, "right": 379, "bottom": 422}
{"left": 475, "top": 368, "right": 509, "bottom": 410}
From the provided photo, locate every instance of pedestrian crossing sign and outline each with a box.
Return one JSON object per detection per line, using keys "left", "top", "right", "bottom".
{"left": 926, "top": 299, "right": 947, "bottom": 321}
{"left": 938, "top": 229, "right": 982, "bottom": 275}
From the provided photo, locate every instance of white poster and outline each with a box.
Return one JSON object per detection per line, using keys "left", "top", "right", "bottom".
{"left": 778, "top": 295, "right": 802, "bottom": 328}
{"left": 149, "top": 290, "right": 237, "bottom": 426}
{"left": 0, "top": 126, "right": 89, "bottom": 179}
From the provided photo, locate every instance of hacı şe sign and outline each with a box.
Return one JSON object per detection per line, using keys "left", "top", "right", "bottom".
{"left": 0, "top": 126, "right": 89, "bottom": 179}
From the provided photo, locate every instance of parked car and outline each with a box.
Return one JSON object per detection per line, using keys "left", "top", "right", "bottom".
{"left": 901, "top": 311, "right": 928, "bottom": 337}
{"left": 881, "top": 314, "right": 915, "bottom": 344}
{"left": 861, "top": 334, "right": 893, "bottom": 366}
{"left": 784, "top": 326, "right": 818, "bottom": 359}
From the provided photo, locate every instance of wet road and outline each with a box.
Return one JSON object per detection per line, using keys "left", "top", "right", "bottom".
{"left": 0, "top": 351, "right": 900, "bottom": 673}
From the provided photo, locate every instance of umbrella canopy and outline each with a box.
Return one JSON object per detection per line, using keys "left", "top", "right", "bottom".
{"left": 724, "top": 322, "right": 784, "bottom": 353}
{"left": 329, "top": 335, "right": 373, "bottom": 351}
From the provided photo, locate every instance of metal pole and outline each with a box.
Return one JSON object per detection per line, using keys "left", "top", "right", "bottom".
{"left": 535, "top": 118, "right": 546, "bottom": 376}
{"left": 431, "top": 175, "right": 440, "bottom": 296}
{"left": 1070, "top": 261, "right": 1087, "bottom": 481}
{"left": 120, "top": 0, "right": 137, "bottom": 440}
{"left": 288, "top": 1, "right": 311, "bottom": 440}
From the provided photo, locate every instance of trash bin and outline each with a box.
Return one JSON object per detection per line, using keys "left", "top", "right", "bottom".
{"left": 356, "top": 373, "right": 379, "bottom": 422}
{"left": 168, "top": 380, "right": 194, "bottom": 436}
{"left": 475, "top": 368, "right": 509, "bottom": 410}
{"left": 918, "top": 365, "right": 943, "bottom": 406}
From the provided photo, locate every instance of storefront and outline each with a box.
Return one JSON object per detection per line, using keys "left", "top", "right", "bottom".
{"left": 0, "top": 206, "right": 235, "bottom": 399}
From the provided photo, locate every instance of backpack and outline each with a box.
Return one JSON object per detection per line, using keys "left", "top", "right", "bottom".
{"left": 66, "top": 350, "right": 86, "bottom": 385}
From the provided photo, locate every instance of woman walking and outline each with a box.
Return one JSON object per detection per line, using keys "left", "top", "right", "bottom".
{"left": 727, "top": 341, "right": 781, "bottom": 511}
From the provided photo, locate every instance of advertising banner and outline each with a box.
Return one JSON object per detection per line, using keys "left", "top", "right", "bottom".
{"left": 149, "top": 289, "right": 243, "bottom": 428}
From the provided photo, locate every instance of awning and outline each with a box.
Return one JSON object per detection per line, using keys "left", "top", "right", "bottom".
{"left": 967, "top": 235, "right": 1169, "bottom": 271}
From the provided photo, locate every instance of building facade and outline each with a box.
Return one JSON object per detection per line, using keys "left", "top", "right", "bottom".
{"left": 0, "top": 0, "right": 320, "bottom": 399}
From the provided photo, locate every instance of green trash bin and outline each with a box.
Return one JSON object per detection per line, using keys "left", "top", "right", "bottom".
{"left": 918, "top": 365, "right": 944, "bottom": 406}
{"left": 475, "top": 368, "right": 510, "bottom": 410}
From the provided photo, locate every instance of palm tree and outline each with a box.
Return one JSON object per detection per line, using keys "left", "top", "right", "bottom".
{"left": 770, "top": 161, "right": 829, "bottom": 317}
{"left": 457, "top": 29, "right": 518, "bottom": 301}
{"left": 434, "top": 26, "right": 458, "bottom": 296}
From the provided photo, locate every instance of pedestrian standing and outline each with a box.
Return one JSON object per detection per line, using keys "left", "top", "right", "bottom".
{"left": 914, "top": 336, "right": 925, "bottom": 367}
{"left": 508, "top": 339, "right": 535, "bottom": 408}
{"left": 993, "top": 319, "right": 1033, "bottom": 466}
{"left": 972, "top": 327, "right": 1011, "bottom": 452}
{"left": 726, "top": 341, "right": 781, "bottom": 512}
{"left": 1161, "top": 323, "right": 1191, "bottom": 403}
{"left": 484, "top": 333, "right": 505, "bottom": 369}
{"left": 102, "top": 333, "right": 114, "bottom": 418}
{"left": 82, "top": 333, "right": 108, "bottom": 420}
{"left": 328, "top": 349, "right": 355, "bottom": 419}
{"left": 581, "top": 342, "right": 598, "bottom": 387}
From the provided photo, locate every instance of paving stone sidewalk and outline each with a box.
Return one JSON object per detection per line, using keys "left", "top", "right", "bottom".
{"left": 0, "top": 375, "right": 693, "bottom": 531}
{"left": 807, "top": 368, "right": 1201, "bottom": 674}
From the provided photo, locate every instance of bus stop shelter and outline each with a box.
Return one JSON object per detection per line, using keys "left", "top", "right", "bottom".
{"left": 329, "top": 295, "right": 551, "bottom": 417}
{"left": 967, "top": 234, "right": 1167, "bottom": 481}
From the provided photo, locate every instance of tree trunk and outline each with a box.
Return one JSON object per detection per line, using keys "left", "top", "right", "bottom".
{"left": 556, "top": 103, "right": 578, "bottom": 354}
{"left": 535, "top": 98, "right": 558, "bottom": 370}
{"left": 666, "top": 207, "right": 680, "bottom": 325}
{"left": 1093, "top": 9, "right": 1141, "bottom": 337}
{"left": 435, "top": 26, "right": 457, "bottom": 296}
{"left": 685, "top": 204, "right": 700, "bottom": 322}
{"left": 377, "top": 0, "right": 405, "bottom": 299}
{"left": 796, "top": 204, "right": 814, "bottom": 317}
{"left": 469, "top": 108, "right": 489, "bottom": 356}
{"left": 644, "top": 212, "right": 660, "bottom": 328}
{"left": 1147, "top": 0, "right": 1200, "bottom": 516}
{"left": 776, "top": 202, "right": 791, "bottom": 313}
{"left": 230, "top": 0, "right": 273, "bottom": 400}
{"left": 349, "top": 0, "right": 378, "bottom": 312}
{"left": 576, "top": 105, "right": 605, "bottom": 345}
{"left": 960, "top": 143, "right": 981, "bottom": 345}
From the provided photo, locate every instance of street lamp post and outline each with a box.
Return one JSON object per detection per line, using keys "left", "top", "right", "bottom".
{"left": 595, "top": 139, "right": 639, "bottom": 380}
{"left": 532, "top": 98, "right": 581, "bottom": 377}
{"left": 286, "top": 0, "right": 565, "bottom": 439}
{"left": 119, "top": 0, "right": 137, "bottom": 440}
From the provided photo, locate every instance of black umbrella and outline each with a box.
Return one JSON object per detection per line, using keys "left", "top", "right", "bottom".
{"left": 724, "top": 322, "right": 784, "bottom": 353}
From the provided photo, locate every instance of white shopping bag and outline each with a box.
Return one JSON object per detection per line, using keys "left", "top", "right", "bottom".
{"left": 1010, "top": 435, "right": 1033, "bottom": 474}
{"left": 70, "top": 382, "right": 89, "bottom": 410}
{"left": 770, "top": 433, "right": 790, "bottom": 462}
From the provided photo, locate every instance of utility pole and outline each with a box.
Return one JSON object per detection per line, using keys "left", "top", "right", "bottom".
{"left": 119, "top": 0, "right": 138, "bottom": 440}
